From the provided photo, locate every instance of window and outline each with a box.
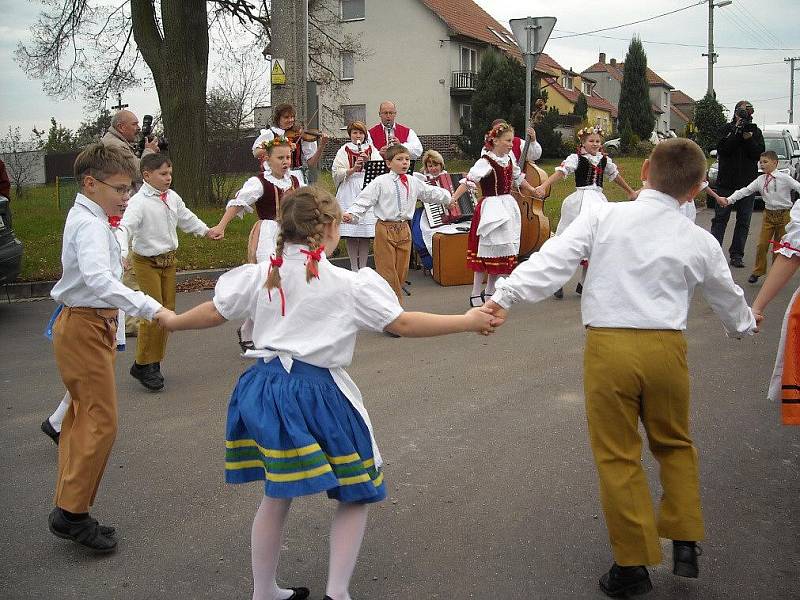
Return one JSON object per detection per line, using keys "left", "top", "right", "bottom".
{"left": 460, "top": 103, "right": 472, "bottom": 128}
{"left": 460, "top": 46, "right": 478, "bottom": 73}
{"left": 662, "top": 90, "right": 669, "bottom": 108}
{"left": 342, "top": 104, "right": 366, "bottom": 128}
{"left": 562, "top": 75, "right": 573, "bottom": 90}
{"left": 340, "top": 52, "right": 354, "bottom": 80}
{"left": 340, "top": 0, "right": 364, "bottom": 21}
{"left": 583, "top": 81, "right": 593, "bottom": 95}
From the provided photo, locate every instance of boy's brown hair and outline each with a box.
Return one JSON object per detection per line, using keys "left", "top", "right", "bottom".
{"left": 140, "top": 153, "right": 171, "bottom": 175}
{"left": 647, "top": 138, "right": 707, "bottom": 199}
{"left": 385, "top": 144, "right": 410, "bottom": 162}
{"left": 74, "top": 143, "right": 137, "bottom": 187}
{"left": 266, "top": 187, "right": 342, "bottom": 290}
{"left": 761, "top": 150, "right": 779, "bottom": 162}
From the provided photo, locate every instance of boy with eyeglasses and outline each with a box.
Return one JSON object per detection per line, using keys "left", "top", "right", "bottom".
{"left": 48, "top": 144, "right": 167, "bottom": 553}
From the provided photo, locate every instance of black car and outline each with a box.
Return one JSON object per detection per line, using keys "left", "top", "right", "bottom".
{"left": 0, "top": 196, "right": 23, "bottom": 284}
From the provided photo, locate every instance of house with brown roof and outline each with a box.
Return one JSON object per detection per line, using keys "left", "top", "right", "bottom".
{"left": 318, "top": 0, "right": 552, "bottom": 150}
{"left": 536, "top": 53, "right": 618, "bottom": 135}
{"left": 582, "top": 52, "right": 675, "bottom": 135}
{"left": 671, "top": 90, "right": 696, "bottom": 123}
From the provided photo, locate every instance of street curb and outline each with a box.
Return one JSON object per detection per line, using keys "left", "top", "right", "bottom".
{"left": 2, "top": 255, "right": 367, "bottom": 302}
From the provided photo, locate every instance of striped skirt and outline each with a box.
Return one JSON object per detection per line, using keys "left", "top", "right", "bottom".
{"left": 224, "top": 358, "right": 387, "bottom": 502}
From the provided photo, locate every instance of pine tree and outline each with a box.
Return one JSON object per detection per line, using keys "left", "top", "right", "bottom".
{"left": 694, "top": 92, "right": 728, "bottom": 153}
{"left": 573, "top": 93, "right": 589, "bottom": 119}
{"left": 617, "top": 37, "right": 655, "bottom": 140}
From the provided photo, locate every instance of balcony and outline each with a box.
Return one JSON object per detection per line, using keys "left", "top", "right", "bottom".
{"left": 450, "top": 71, "right": 476, "bottom": 96}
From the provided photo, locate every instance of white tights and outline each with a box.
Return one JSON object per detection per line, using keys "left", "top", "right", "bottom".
{"left": 251, "top": 496, "right": 368, "bottom": 600}
{"left": 345, "top": 238, "right": 371, "bottom": 271}
{"left": 470, "top": 272, "right": 499, "bottom": 304}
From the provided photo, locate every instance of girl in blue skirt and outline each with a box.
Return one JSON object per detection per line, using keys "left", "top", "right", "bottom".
{"left": 157, "top": 187, "right": 495, "bottom": 600}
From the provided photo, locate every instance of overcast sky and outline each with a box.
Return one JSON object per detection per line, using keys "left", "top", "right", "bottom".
{"left": 1, "top": 0, "right": 798, "bottom": 136}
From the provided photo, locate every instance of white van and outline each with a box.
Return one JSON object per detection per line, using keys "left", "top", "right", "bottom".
{"left": 763, "top": 123, "right": 800, "bottom": 153}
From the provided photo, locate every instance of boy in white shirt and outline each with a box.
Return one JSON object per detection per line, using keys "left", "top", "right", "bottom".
{"left": 485, "top": 139, "right": 756, "bottom": 597}
{"left": 121, "top": 154, "right": 220, "bottom": 390}
{"left": 342, "top": 144, "right": 453, "bottom": 302}
{"left": 717, "top": 150, "right": 800, "bottom": 283}
{"left": 48, "top": 144, "right": 165, "bottom": 553}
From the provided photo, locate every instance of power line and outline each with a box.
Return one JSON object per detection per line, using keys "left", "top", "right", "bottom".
{"left": 552, "top": 29, "right": 800, "bottom": 51}
{"left": 653, "top": 60, "right": 784, "bottom": 72}
{"left": 731, "top": 2, "right": 782, "bottom": 47}
{"left": 551, "top": 1, "right": 705, "bottom": 39}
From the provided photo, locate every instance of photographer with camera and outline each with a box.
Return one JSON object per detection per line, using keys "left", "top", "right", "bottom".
{"left": 710, "top": 100, "right": 765, "bottom": 268}
{"left": 101, "top": 110, "right": 159, "bottom": 189}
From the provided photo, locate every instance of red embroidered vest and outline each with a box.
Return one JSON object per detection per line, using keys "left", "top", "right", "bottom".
{"left": 479, "top": 157, "right": 513, "bottom": 197}
{"left": 255, "top": 174, "right": 300, "bottom": 220}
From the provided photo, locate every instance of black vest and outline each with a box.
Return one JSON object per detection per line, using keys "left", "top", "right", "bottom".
{"left": 574, "top": 154, "right": 607, "bottom": 188}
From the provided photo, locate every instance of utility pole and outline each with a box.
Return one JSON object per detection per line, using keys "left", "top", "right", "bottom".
{"left": 702, "top": 0, "right": 731, "bottom": 96}
{"left": 786, "top": 57, "right": 800, "bottom": 123}
{"left": 270, "top": 0, "right": 309, "bottom": 120}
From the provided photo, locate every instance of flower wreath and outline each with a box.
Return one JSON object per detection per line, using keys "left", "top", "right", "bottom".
{"left": 576, "top": 125, "right": 604, "bottom": 140}
{"left": 484, "top": 121, "right": 512, "bottom": 150}
{"left": 260, "top": 135, "right": 293, "bottom": 152}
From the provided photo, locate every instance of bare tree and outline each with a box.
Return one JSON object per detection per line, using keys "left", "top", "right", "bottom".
{"left": 0, "top": 127, "right": 43, "bottom": 198}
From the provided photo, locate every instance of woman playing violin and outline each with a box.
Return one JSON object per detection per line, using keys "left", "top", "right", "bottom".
{"left": 251, "top": 103, "right": 328, "bottom": 184}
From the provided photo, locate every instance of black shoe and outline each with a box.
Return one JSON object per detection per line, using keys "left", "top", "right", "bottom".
{"left": 130, "top": 362, "right": 164, "bottom": 391}
{"left": 153, "top": 362, "right": 164, "bottom": 383}
{"left": 469, "top": 294, "right": 484, "bottom": 307}
{"left": 731, "top": 257, "right": 745, "bottom": 268}
{"left": 599, "top": 563, "right": 652, "bottom": 597}
{"left": 284, "top": 588, "right": 309, "bottom": 600}
{"left": 576, "top": 282, "right": 583, "bottom": 295}
{"left": 553, "top": 287, "right": 564, "bottom": 299}
{"left": 48, "top": 508, "right": 117, "bottom": 553}
{"left": 384, "top": 331, "right": 401, "bottom": 338}
{"left": 41, "top": 419, "right": 60, "bottom": 445}
{"left": 747, "top": 274, "right": 759, "bottom": 284}
{"left": 673, "top": 541, "right": 701, "bottom": 578}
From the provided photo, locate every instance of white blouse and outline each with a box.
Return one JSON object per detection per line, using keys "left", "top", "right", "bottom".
{"left": 225, "top": 172, "right": 302, "bottom": 218}
{"left": 555, "top": 152, "right": 619, "bottom": 182}
{"left": 465, "top": 152, "right": 525, "bottom": 191}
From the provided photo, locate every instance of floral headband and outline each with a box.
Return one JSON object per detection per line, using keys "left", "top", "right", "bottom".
{"left": 577, "top": 126, "right": 604, "bottom": 139}
{"left": 484, "top": 122, "right": 513, "bottom": 149}
{"left": 260, "top": 136, "right": 292, "bottom": 151}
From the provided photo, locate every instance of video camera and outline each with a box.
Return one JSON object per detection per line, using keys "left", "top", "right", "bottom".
{"left": 136, "top": 114, "right": 169, "bottom": 156}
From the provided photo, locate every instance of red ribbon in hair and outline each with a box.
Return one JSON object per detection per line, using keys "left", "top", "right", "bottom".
{"left": 108, "top": 216, "right": 121, "bottom": 228}
{"left": 300, "top": 245, "right": 325, "bottom": 279}
{"left": 267, "top": 255, "right": 286, "bottom": 316}
{"left": 770, "top": 239, "right": 800, "bottom": 254}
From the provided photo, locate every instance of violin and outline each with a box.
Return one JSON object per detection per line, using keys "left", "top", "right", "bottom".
{"left": 513, "top": 98, "right": 551, "bottom": 257}
{"left": 286, "top": 125, "right": 325, "bottom": 143}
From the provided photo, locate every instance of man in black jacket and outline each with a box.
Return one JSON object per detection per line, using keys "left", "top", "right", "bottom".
{"left": 710, "top": 100, "right": 765, "bottom": 267}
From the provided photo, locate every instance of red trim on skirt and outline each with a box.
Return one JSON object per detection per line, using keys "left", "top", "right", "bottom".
{"left": 466, "top": 198, "right": 517, "bottom": 275}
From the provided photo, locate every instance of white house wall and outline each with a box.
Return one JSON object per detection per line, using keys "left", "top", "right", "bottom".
{"left": 320, "top": 0, "right": 458, "bottom": 135}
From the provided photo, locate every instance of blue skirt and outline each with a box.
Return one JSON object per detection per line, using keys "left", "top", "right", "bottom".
{"left": 225, "top": 358, "right": 386, "bottom": 503}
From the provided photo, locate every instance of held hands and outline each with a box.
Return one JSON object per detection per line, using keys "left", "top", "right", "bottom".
{"left": 482, "top": 300, "right": 508, "bottom": 328}
{"left": 532, "top": 185, "right": 548, "bottom": 199}
{"left": 716, "top": 196, "right": 730, "bottom": 207}
{"left": 207, "top": 224, "right": 225, "bottom": 239}
{"left": 464, "top": 307, "right": 496, "bottom": 335}
{"left": 342, "top": 213, "right": 354, "bottom": 224}
{"left": 628, "top": 189, "right": 641, "bottom": 201}
{"left": 154, "top": 308, "right": 178, "bottom": 331}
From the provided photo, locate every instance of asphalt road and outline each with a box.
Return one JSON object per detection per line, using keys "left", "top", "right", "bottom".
{"left": 1, "top": 207, "right": 798, "bottom": 600}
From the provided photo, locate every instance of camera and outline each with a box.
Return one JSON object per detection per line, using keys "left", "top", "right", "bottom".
{"left": 735, "top": 107, "right": 751, "bottom": 121}
{"left": 136, "top": 114, "right": 169, "bottom": 156}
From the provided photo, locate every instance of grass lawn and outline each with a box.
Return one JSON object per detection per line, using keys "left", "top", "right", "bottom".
{"left": 11, "top": 157, "right": 650, "bottom": 282}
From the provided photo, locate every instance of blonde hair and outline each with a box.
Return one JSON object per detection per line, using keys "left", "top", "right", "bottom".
{"left": 266, "top": 187, "right": 342, "bottom": 291}
{"left": 421, "top": 149, "right": 445, "bottom": 171}
{"left": 74, "top": 143, "right": 137, "bottom": 186}
{"left": 647, "top": 138, "right": 707, "bottom": 198}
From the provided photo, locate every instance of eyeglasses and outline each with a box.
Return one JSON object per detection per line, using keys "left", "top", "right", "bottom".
{"left": 95, "top": 178, "right": 133, "bottom": 196}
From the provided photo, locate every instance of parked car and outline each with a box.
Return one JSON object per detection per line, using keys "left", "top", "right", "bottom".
{"left": 707, "top": 129, "right": 800, "bottom": 209}
{"left": 0, "top": 196, "right": 23, "bottom": 284}
{"left": 603, "top": 130, "right": 675, "bottom": 155}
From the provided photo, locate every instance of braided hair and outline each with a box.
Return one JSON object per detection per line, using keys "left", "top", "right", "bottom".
{"left": 265, "top": 187, "right": 342, "bottom": 293}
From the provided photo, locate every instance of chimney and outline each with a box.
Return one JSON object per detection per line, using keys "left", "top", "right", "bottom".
{"left": 599, "top": 52, "right": 606, "bottom": 64}
{"left": 610, "top": 58, "right": 616, "bottom": 65}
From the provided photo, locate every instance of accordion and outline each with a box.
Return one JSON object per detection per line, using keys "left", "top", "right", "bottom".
{"left": 424, "top": 173, "right": 476, "bottom": 228}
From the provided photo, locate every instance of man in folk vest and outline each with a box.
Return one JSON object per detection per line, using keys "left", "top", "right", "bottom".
{"left": 368, "top": 101, "right": 423, "bottom": 159}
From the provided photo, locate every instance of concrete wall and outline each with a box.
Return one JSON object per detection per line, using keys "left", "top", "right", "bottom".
{"left": 0, "top": 150, "right": 47, "bottom": 186}
{"left": 649, "top": 86, "right": 671, "bottom": 133}
{"left": 584, "top": 70, "right": 621, "bottom": 107}
{"left": 320, "top": 0, "right": 457, "bottom": 135}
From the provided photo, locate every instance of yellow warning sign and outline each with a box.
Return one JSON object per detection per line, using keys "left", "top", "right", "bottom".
{"left": 271, "top": 59, "right": 286, "bottom": 85}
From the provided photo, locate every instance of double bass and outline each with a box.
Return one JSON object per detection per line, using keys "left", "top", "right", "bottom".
{"left": 513, "top": 99, "right": 551, "bottom": 258}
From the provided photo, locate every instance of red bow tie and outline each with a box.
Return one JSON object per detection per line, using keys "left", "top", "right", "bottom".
{"left": 108, "top": 216, "right": 121, "bottom": 228}
{"left": 159, "top": 191, "right": 169, "bottom": 204}
{"left": 763, "top": 173, "right": 775, "bottom": 193}
{"left": 398, "top": 173, "right": 410, "bottom": 194}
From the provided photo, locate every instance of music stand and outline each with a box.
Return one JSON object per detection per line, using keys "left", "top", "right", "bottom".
{"left": 361, "top": 160, "right": 416, "bottom": 189}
